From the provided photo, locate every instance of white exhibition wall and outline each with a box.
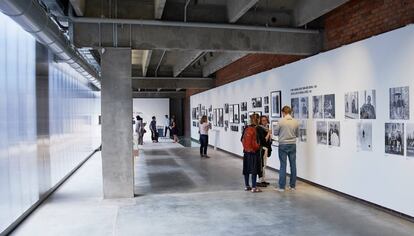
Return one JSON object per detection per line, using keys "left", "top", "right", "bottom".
{"left": 190, "top": 25, "right": 414, "bottom": 216}
{"left": 133, "top": 98, "right": 169, "bottom": 139}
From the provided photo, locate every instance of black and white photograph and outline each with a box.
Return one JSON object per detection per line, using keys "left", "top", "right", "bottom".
{"left": 213, "top": 109, "right": 218, "bottom": 126}
{"left": 229, "top": 105, "right": 234, "bottom": 123}
{"left": 324, "top": 94, "right": 335, "bottom": 119}
{"left": 328, "top": 121, "right": 340, "bottom": 147}
{"left": 192, "top": 108, "right": 197, "bottom": 120}
{"left": 264, "top": 96, "right": 269, "bottom": 105}
{"left": 271, "top": 91, "right": 282, "bottom": 118}
{"left": 385, "top": 123, "right": 404, "bottom": 156}
{"left": 198, "top": 104, "right": 202, "bottom": 118}
{"left": 390, "top": 86, "right": 409, "bottom": 120}
{"left": 316, "top": 121, "right": 327, "bottom": 145}
{"left": 264, "top": 106, "right": 269, "bottom": 114}
{"left": 241, "top": 102, "right": 248, "bottom": 111}
{"left": 271, "top": 120, "right": 279, "bottom": 146}
{"left": 224, "top": 103, "right": 229, "bottom": 113}
{"left": 233, "top": 104, "right": 240, "bottom": 123}
{"left": 201, "top": 106, "right": 206, "bottom": 116}
{"left": 224, "top": 120, "right": 229, "bottom": 132}
{"left": 218, "top": 108, "right": 224, "bottom": 127}
{"left": 345, "top": 91, "right": 359, "bottom": 119}
{"left": 230, "top": 125, "right": 239, "bottom": 132}
{"left": 359, "top": 90, "right": 376, "bottom": 119}
{"left": 209, "top": 105, "right": 212, "bottom": 112}
{"left": 299, "top": 120, "right": 307, "bottom": 142}
{"left": 312, "top": 95, "right": 323, "bottom": 119}
{"left": 192, "top": 121, "right": 196, "bottom": 127}
{"left": 196, "top": 106, "right": 200, "bottom": 119}
{"left": 357, "top": 122, "right": 372, "bottom": 152}
{"left": 252, "top": 97, "right": 262, "bottom": 108}
{"left": 406, "top": 123, "right": 414, "bottom": 157}
{"left": 241, "top": 113, "right": 247, "bottom": 124}
{"left": 300, "top": 97, "right": 309, "bottom": 119}
{"left": 291, "top": 98, "right": 299, "bottom": 118}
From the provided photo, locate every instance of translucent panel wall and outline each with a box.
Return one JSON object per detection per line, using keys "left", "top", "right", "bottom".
{"left": 0, "top": 12, "right": 101, "bottom": 234}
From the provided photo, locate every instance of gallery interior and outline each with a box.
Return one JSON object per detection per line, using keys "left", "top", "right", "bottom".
{"left": 1, "top": 0, "right": 414, "bottom": 235}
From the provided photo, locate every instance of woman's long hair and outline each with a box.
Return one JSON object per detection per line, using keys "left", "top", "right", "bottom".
{"left": 200, "top": 115, "right": 208, "bottom": 124}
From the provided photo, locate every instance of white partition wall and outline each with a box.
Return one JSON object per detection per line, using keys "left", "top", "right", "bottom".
{"left": 190, "top": 25, "right": 414, "bottom": 217}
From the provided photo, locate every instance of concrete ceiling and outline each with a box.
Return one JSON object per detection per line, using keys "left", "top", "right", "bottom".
{"left": 41, "top": 0, "right": 350, "bottom": 96}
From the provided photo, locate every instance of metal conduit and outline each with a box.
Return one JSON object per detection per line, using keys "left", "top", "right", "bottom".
{"left": 0, "top": 0, "right": 101, "bottom": 89}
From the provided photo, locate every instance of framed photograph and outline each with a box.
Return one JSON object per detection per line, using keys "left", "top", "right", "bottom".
{"left": 360, "top": 90, "right": 376, "bottom": 119}
{"left": 271, "top": 120, "right": 279, "bottom": 146}
{"left": 229, "top": 105, "right": 234, "bottom": 123}
{"left": 264, "top": 106, "right": 269, "bottom": 114}
{"left": 198, "top": 104, "right": 202, "bottom": 118}
{"left": 357, "top": 122, "right": 372, "bottom": 152}
{"left": 192, "top": 108, "right": 197, "bottom": 120}
{"left": 291, "top": 98, "right": 299, "bottom": 118}
{"left": 224, "top": 103, "right": 229, "bottom": 114}
{"left": 271, "top": 91, "right": 282, "bottom": 118}
{"left": 264, "top": 96, "right": 269, "bottom": 105}
{"left": 224, "top": 120, "right": 229, "bottom": 131}
{"left": 241, "top": 102, "right": 248, "bottom": 111}
{"left": 300, "top": 97, "right": 309, "bottom": 119}
{"left": 312, "top": 95, "right": 323, "bottom": 119}
{"left": 406, "top": 123, "right": 414, "bottom": 157}
{"left": 252, "top": 97, "right": 262, "bottom": 108}
{"left": 345, "top": 91, "right": 359, "bottom": 119}
{"left": 218, "top": 108, "right": 224, "bottom": 127}
{"left": 201, "top": 106, "right": 206, "bottom": 116}
{"left": 213, "top": 109, "right": 218, "bottom": 126}
{"left": 230, "top": 125, "right": 239, "bottom": 132}
{"left": 241, "top": 113, "right": 247, "bottom": 124}
{"left": 316, "top": 121, "right": 327, "bottom": 145}
{"left": 385, "top": 123, "right": 404, "bottom": 156}
{"left": 390, "top": 86, "right": 409, "bottom": 120}
{"left": 233, "top": 104, "right": 240, "bottom": 124}
{"left": 299, "top": 120, "right": 307, "bottom": 142}
{"left": 324, "top": 94, "right": 335, "bottom": 119}
{"left": 328, "top": 121, "right": 340, "bottom": 147}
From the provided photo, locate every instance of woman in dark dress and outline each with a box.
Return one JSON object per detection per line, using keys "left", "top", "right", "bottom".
{"left": 170, "top": 119, "right": 179, "bottom": 143}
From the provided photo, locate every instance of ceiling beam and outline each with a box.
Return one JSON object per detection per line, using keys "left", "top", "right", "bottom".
{"left": 227, "top": 0, "right": 259, "bottom": 23}
{"left": 71, "top": 19, "right": 322, "bottom": 55}
{"left": 142, "top": 50, "right": 152, "bottom": 77}
{"left": 132, "top": 77, "right": 214, "bottom": 89}
{"left": 154, "top": 0, "right": 167, "bottom": 19}
{"left": 173, "top": 51, "right": 204, "bottom": 77}
{"left": 202, "top": 52, "right": 247, "bottom": 77}
{"left": 69, "top": 0, "right": 85, "bottom": 16}
{"left": 294, "top": 0, "right": 350, "bottom": 26}
{"left": 133, "top": 91, "right": 186, "bottom": 98}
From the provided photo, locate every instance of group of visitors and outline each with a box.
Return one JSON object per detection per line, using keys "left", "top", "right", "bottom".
{"left": 241, "top": 106, "right": 299, "bottom": 193}
{"left": 135, "top": 114, "right": 179, "bottom": 144}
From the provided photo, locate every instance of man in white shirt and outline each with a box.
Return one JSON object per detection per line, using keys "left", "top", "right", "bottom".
{"left": 164, "top": 115, "right": 170, "bottom": 138}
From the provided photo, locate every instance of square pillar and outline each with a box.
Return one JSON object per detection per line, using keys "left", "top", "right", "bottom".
{"left": 101, "top": 48, "right": 134, "bottom": 198}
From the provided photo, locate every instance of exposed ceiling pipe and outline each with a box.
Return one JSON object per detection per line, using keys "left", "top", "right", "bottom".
{"left": 184, "top": 0, "right": 190, "bottom": 22}
{"left": 154, "top": 50, "right": 166, "bottom": 77}
{"left": 0, "top": 0, "right": 101, "bottom": 89}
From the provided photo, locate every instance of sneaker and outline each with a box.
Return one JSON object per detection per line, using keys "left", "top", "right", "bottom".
{"left": 289, "top": 187, "right": 296, "bottom": 191}
{"left": 251, "top": 188, "right": 262, "bottom": 193}
{"left": 244, "top": 186, "right": 252, "bottom": 191}
{"left": 275, "top": 187, "right": 285, "bottom": 192}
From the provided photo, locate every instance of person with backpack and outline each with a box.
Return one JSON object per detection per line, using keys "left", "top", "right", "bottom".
{"left": 274, "top": 106, "right": 299, "bottom": 192}
{"left": 241, "top": 113, "right": 262, "bottom": 193}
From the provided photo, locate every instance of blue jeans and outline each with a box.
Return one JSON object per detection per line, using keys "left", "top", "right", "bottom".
{"left": 199, "top": 134, "right": 208, "bottom": 155}
{"left": 244, "top": 174, "right": 257, "bottom": 188}
{"left": 278, "top": 144, "right": 297, "bottom": 189}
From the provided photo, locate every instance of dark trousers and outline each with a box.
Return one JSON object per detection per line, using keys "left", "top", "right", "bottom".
{"left": 151, "top": 131, "right": 158, "bottom": 142}
{"left": 199, "top": 134, "right": 208, "bottom": 155}
{"left": 244, "top": 174, "right": 257, "bottom": 188}
{"left": 164, "top": 126, "right": 169, "bottom": 137}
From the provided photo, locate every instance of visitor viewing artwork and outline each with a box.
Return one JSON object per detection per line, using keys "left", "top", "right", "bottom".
{"left": 316, "top": 121, "right": 327, "bottom": 145}
{"left": 300, "top": 97, "right": 309, "bottom": 119}
{"left": 299, "top": 120, "right": 307, "bottom": 142}
{"left": 389, "top": 86, "right": 409, "bottom": 120}
{"left": 359, "top": 90, "right": 376, "bottom": 119}
{"left": 357, "top": 122, "right": 373, "bottom": 151}
{"left": 312, "top": 95, "right": 323, "bottom": 119}
{"left": 270, "top": 91, "right": 281, "bottom": 118}
{"left": 345, "top": 91, "right": 359, "bottom": 119}
{"left": 385, "top": 123, "right": 404, "bottom": 156}
{"left": 406, "top": 124, "right": 414, "bottom": 157}
{"left": 252, "top": 97, "right": 262, "bottom": 108}
{"left": 328, "top": 121, "right": 340, "bottom": 147}
{"left": 291, "top": 98, "right": 299, "bottom": 118}
{"left": 324, "top": 94, "right": 335, "bottom": 119}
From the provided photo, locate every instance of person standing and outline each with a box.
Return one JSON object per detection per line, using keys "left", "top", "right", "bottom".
{"left": 257, "top": 115, "right": 272, "bottom": 187}
{"left": 135, "top": 115, "right": 145, "bottom": 145}
{"left": 170, "top": 118, "right": 179, "bottom": 143}
{"left": 274, "top": 106, "right": 299, "bottom": 192}
{"left": 241, "top": 113, "right": 262, "bottom": 193}
{"left": 150, "top": 116, "right": 158, "bottom": 143}
{"left": 199, "top": 115, "right": 211, "bottom": 158}
{"left": 164, "top": 115, "right": 170, "bottom": 138}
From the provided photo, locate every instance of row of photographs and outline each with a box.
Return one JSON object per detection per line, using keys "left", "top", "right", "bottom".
{"left": 270, "top": 120, "right": 414, "bottom": 157}
{"left": 291, "top": 86, "right": 410, "bottom": 120}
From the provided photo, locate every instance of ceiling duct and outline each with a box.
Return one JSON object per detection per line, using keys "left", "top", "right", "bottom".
{"left": 0, "top": 0, "right": 101, "bottom": 89}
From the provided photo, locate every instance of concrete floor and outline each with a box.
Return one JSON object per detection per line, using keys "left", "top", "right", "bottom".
{"left": 12, "top": 140, "right": 414, "bottom": 236}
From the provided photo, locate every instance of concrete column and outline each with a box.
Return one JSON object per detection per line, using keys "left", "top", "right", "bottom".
{"left": 101, "top": 48, "right": 134, "bottom": 198}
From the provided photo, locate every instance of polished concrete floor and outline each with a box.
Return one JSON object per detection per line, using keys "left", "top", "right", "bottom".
{"left": 12, "top": 140, "right": 414, "bottom": 236}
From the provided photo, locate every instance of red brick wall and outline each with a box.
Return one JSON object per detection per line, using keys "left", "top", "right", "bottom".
{"left": 215, "top": 54, "right": 304, "bottom": 87}
{"left": 324, "top": 0, "right": 414, "bottom": 50}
